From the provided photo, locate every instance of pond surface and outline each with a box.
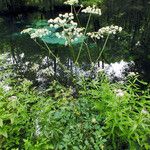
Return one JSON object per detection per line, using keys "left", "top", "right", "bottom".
{"left": 0, "top": 11, "right": 145, "bottom": 87}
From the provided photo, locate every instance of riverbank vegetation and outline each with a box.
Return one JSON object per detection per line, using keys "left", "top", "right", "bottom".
{"left": 0, "top": 0, "right": 150, "bottom": 149}
{"left": 0, "top": 56, "right": 150, "bottom": 149}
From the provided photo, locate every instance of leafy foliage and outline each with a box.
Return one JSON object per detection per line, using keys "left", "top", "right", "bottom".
{"left": 80, "top": 72, "right": 150, "bottom": 149}
{"left": 0, "top": 63, "right": 150, "bottom": 149}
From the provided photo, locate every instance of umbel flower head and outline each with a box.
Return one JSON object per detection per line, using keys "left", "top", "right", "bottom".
{"left": 21, "top": 28, "right": 51, "bottom": 39}
{"left": 87, "top": 25, "right": 122, "bottom": 39}
{"left": 81, "top": 5, "right": 102, "bottom": 15}
{"left": 48, "top": 13, "right": 85, "bottom": 46}
{"left": 48, "top": 13, "right": 75, "bottom": 28}
{"left": 64, "top": 0, "right": 79, "bottom": 5}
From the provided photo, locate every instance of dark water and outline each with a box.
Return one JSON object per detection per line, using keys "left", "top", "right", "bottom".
{"left": 0, "top": 11, "right": 149, "bottom": 87}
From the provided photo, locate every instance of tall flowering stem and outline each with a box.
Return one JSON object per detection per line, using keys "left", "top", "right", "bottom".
{"left": 84, "top": 42, "right": 92, "bottom": 63}
{"left": 96, "top": 33, "right": 110, "bottom": 62}
{"left": 75, "top": 13, "right": 92, "bottom": 64}
{"left": 73, "top": 6, "right": 81, "bottom": 26}
{"left": 90, "top": 34, "right": 110, "bottom": 71}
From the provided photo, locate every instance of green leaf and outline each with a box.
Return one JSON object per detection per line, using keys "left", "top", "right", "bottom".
{"left": 0, "top": 129, "right": 8, "bottom": 138}
{"left": 0, "top": 118, "right": 3, "bottom": 127}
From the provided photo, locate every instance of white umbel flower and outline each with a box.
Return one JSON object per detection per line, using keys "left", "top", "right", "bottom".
{"left": 21, "top": 28, "right": 51, "bottom": 39}
{"left": 87, "top": 25, "right": 122, "bottom": 39}
{"left": 48, "top": 13, "right": 84, "bottom": 46}
{"left": 30, "top": 28, "right": 51, "bottom": 39}
{"left": 82, "top": 5, "right": 102, "bottom": 15}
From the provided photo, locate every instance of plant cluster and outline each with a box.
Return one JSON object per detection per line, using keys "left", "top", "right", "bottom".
{"left": 1, "top": 0, "right": 149, "bottom": 149}
{"left": 0, "top": 58, "right": 150, "bottom": 149}
{"left": 21, "top": 0, "right": 123, "bottom": 66}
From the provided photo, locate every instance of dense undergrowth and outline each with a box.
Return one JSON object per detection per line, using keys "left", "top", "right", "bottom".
{"left": 0, "top": 62, "right": 150, "bottom": 150}
{"left": 0, "top": 0, "right": 150, "bottom": 149}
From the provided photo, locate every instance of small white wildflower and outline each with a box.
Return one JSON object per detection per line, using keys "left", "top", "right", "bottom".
{"left": 20, "top": 53, "right": 25, "bottom": 58}
{"left": 135, "top": 41, "right": 141, "bottom": 46}
{"left": 41, "top": 67, "right": 54, "bottom": 76}
{"left": 65, "top": 41, "right": 68, "bottom": 46}
{"left": 2, "top": 85, "right": 12, "bottom": 92}
{"left": 118, "top": 27, "right": 123, "bottom": 32}
{"left": 74, "top": 38, "right": 78, "bottom": 41}
{"left": 22, "top": 79, "right": 33, "bottom": 85}
{"left": 141, "top": 109, "right": 149, "bottom": 115}
{"left": 96, "top": 68, "right": 104, "bottom": 73}
{"left": 8, "top": 96, "right": 17, "bottom": 101}
{"left": 30, "top": 33, "right": 37, "bottom": 39}
{"left": 31, "top": 63, "right": 39, "bottom": 71}
{"left": 91, "top": 118, "right": 97, "bottom": 123}
{"left": 49, "top": 24, "right": 54, "bottom": 28}
{"left": 116, "top": 92, "right": 124, "bottom": 97}
{"left": 128, "top": 72, "right": 137, "bottom": 77}
{"left": 54, "top": 24, "right": 59, "bottom": 28}
{"left": 114, "top": 89, "right": 125, "bottom": 97}
{"left": 25, "top": 62, "right": 30, "bottom": 66}
{"left": 48, "top": 19, "right": 54, "bottom": 23}
{"left": 80, "top": 4, "right": 84, "bottom": 8}
{"left": 55, "top": 32, "right": 61, "bottom": 38}
{"left": 59, "top": 14, "right": 63, "bottom": 17}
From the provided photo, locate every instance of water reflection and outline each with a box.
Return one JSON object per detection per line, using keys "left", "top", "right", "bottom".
{"left": 0, "top": 11, "right": 144, "bottom": 86}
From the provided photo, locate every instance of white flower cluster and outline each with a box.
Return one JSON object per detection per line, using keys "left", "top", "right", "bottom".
{"left": 21, "top": 28, "right": 33, "bottom": 34}
{"left": 48, "top": 13, "right": 75, "bottom": 28}
{"left": 91, "top": 118, "right": 97, "bottom": 123}
{"left": 64, "top": 0, "right": 78, "bottom": 5}
{"left": 81, "top": 5, "right": 102, "bottom": 15}
{"left": 87, "top": 25, "right": 122, "bottom": 39}
{"left": 30, "top": 28, "right": 51, "bottom": 39}
{"left": 2, "top": 84, "right": 12, "bottom": 92}
{"left": 141, "top": 109, "right": 149, "bottom": 115}
{"left": 41, "top": 67, "right": 54, "bottom": 76}
{"left": 8, "top": 96, "right": 17, "bottom": 101}
{"left": 60, "top": 26, "right": 84, "bottom": 46}
{"left": 128, "top": 72, "right": 137, "bottom": 77}
{"left": 48, "top": 13, "right": 84, "bottom": 46}
{"left": 99, "top": 25, "right": 122, "bottom": 35}
{"left": 21, "top": 28, "right": 51, "bottom": 39}
{"left": 31, "top": 63, "right": 40, "bottom": 71}
{"left": 114, "top": 89, "right": 125, "bottom": 97}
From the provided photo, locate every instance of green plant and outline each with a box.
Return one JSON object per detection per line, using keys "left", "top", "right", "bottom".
{"left": 0, "top": 63, "right": 107, "bottom": 149}
{"left": 80, "top": 72, "right": 150, "bottom": 149}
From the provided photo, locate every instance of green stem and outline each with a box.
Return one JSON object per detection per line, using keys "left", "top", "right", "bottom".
{"left": 73, "top": 6, "right": 81, "bottom": 26}
{"left": 34, "top": 40, "right": 70, "bottom": 74}
{"left": 75, "top": 13, "right": 92, "bottom": 64}
{"left": 71, "top": 5, "right": 73, "bottom": 13}
{"left": 90, "top": 34, "right": 110, "bottom": 71}
{"left": 96, "top": 34, "right": 110, "bottom": 62}
{"left": 84, "top": 42, "right": 92, "bottom": 63}
{"left": 69, "top": 44, "right": 75, "bottom": 62}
